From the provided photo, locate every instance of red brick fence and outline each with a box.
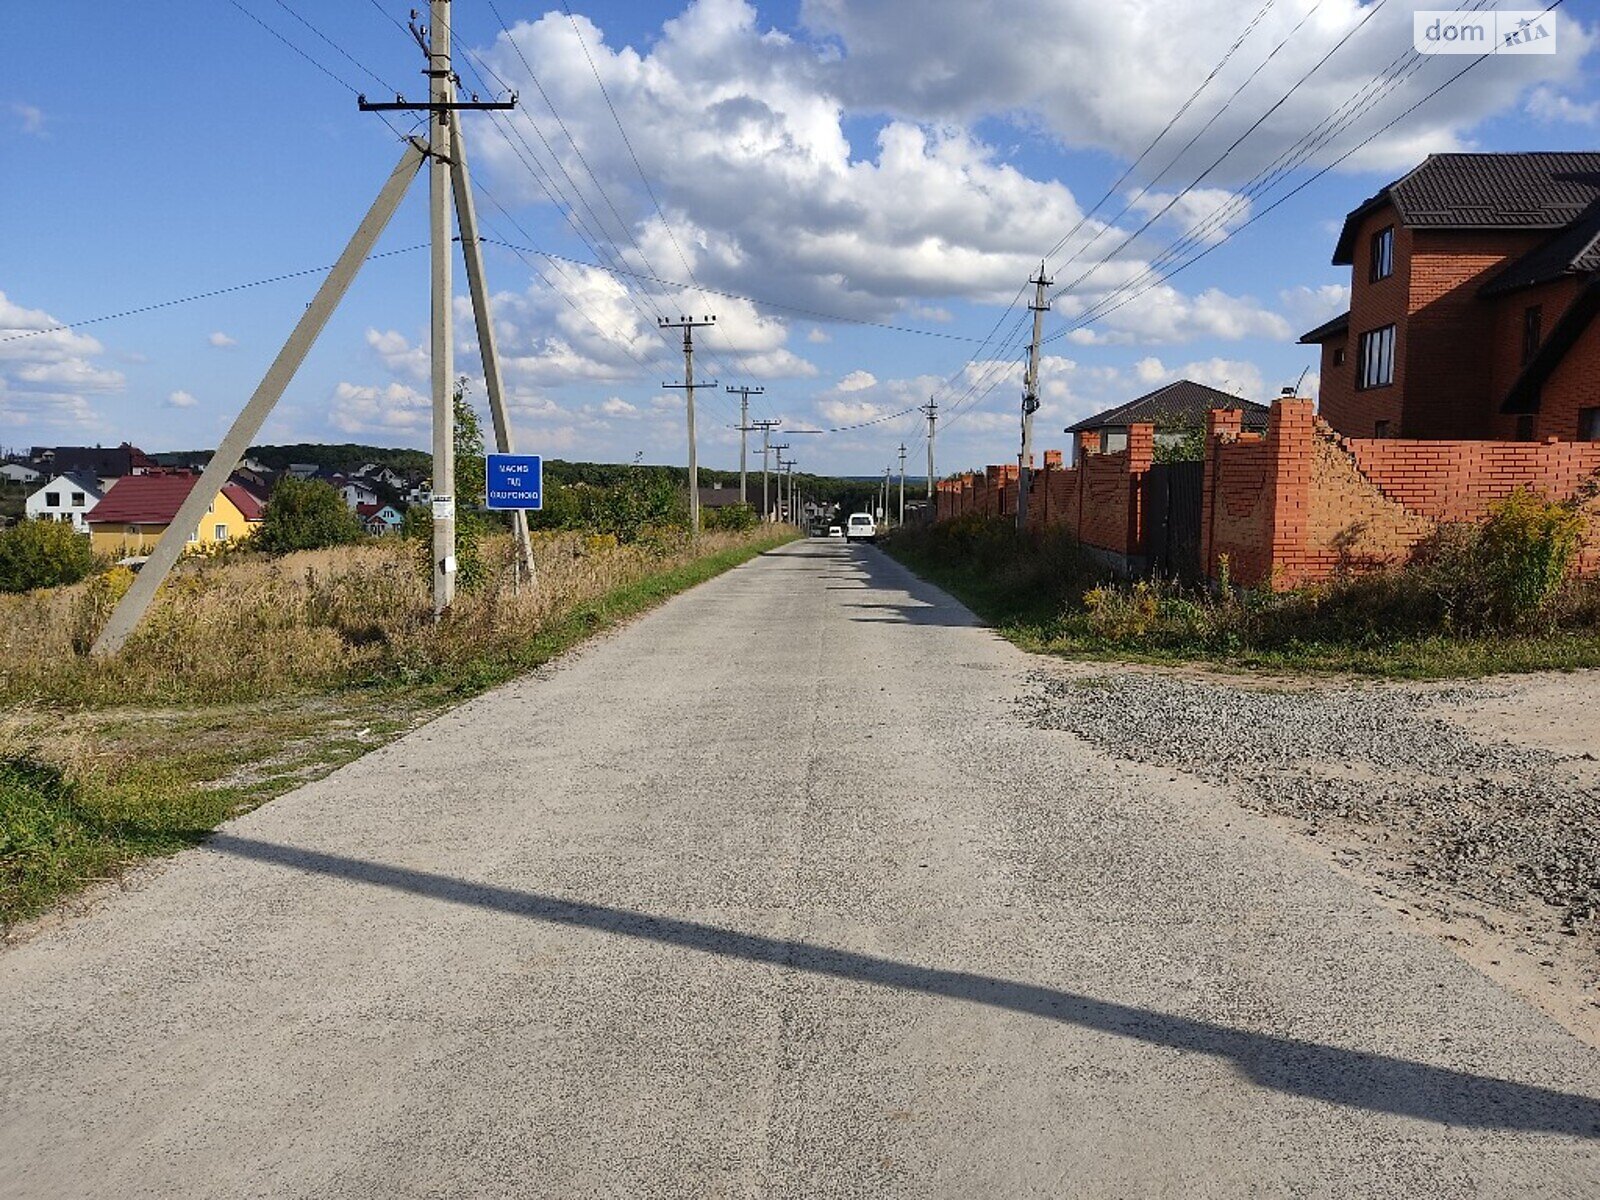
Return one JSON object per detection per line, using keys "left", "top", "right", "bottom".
{"left": 935, "top": 398, "right": 1600, "bottom": 587}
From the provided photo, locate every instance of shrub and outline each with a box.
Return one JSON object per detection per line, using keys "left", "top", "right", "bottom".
{"left": 0, "top": 520, "right": 98, "bottom": 593}
{"left": 703, "top": 503, "right": 757, "bottom": 532}
{"left": 1475, "top": 489, "right": 1584, "bottom": 626}
{"left": 1152, "top": 425, "right": 1206, "bottom": 463}
{"left": 256, "top": 478, "right": 364, "bottom": 553}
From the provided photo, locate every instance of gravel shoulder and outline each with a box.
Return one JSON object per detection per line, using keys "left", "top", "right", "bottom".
{"left": 1021, "top": 662, "right": 1600, "bottom": 1046}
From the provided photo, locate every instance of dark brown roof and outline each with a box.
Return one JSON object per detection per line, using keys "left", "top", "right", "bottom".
{"left": 1332, "top": 153, "right": 1600, "bottom": 264}
{"left": 88, "top": 474, "right": 264, "bottom": 525}
{"left": 1297, "top": 311, "right": 1350, "bottom": 344}
{"left": 1479, "top": 200, "right": 1600, "bottom": 297}
{"left": 30, "top": 443, "right": 155, "bottom": 479}
{"left": 1065, "top": 380, "right": 1269, "bottom": 434}
{"left": 696, "top": 487, "right": 754, "bottom": 509}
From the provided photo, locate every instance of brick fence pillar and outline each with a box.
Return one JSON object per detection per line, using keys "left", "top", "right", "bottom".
{"left": 1200, "top": 408, "right": 1242, "bottom": 581}
{"left": 1267, "top": 398, "right": 1315, "bottom": 588}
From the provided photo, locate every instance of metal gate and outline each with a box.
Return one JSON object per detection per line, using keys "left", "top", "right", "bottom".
{"left": 1145, "top": 461, "right": 1204, "bottom": 580}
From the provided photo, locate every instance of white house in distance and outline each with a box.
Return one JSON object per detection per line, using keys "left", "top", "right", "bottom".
{"left": 1, "top": 463, "right": 41, "bottom": 485}
{"left": 338, "top": 479, "right": 378, "bottom": 510}
{"left": 25, "top": 473, "right": 103, "bottom": 532}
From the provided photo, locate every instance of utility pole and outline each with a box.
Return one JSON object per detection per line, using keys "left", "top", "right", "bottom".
{"left": 751, "top": 420, "right": 780, "bottom": 521}
{"left": 770, "top": 442, "right": 790, "bottom": 522}
{"left": 90, "top": 0, "right": 515, "bottom": 653}
{"left": 1018, "top": 262, "right": 1052, "bottom": 533}
{"left": 427, "top": 0, "right": 456, "bottom": 612}
{"left": 451, "top": 108, "right": 533, "bottom": 588}
{"left": 660, "top": 315, "right": 717, "bottom": 535}
{"left": 727, "top": 385, "right": 764, "bottom": 506}
{"left": 882, "top": 465, "right": 891, "bottom": 526}
{"left": 921, "top": 396, "right": 938, "bottom": 500}
{"left": 897, "top": 442, "right": 907, "bottom": 527}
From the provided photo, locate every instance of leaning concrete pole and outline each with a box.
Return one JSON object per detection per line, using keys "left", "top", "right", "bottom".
{"left": 428, "top": 0, "right": 457, "bottom": 615}
{"left": 450, "top": 107, "right": 534, "bottom": 587}
{"left": 91, "top": 144, "right": 426, "bottom": 657}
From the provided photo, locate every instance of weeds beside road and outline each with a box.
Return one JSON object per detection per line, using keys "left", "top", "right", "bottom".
{"left": 885, "top": 507, "right": 1600, "bottom": 678}
{"left": 0, "top": 528, "right": 795, "bottom": 927}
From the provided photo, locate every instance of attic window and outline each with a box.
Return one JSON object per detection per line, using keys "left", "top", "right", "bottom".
{"left": 1369, "top": 226, "right": 1394, "bottom": 282}
{"left": 1332, "top": 347, "right": 1347, "bottom": 367}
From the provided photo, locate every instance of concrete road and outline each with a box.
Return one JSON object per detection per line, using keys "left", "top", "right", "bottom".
{"left": 3, "top": 540, "right": 1598, "bottom": 1198}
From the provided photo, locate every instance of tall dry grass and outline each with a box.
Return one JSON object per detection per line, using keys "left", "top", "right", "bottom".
{"left": 0, "top": 529, "right": 772, "bottom": 707}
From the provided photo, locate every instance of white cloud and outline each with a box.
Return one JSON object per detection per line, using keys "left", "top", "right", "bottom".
{"left": 366, "top": 327, "right": 431, "bottom": 383}
{"left": 1065, "top": 285, "right": 1292, "bottom": 345}
{"left": 166, "top": 390, "right": 198, "bottom": 408}
{"left": 0, "top": 291, "right": 121, "bottom": 430}
{"left": 806, "top": 326, "right": 831, "bottom": 343}
{"left": 802, "top": 0, "right": 1597, "bottom": 179}
{"left": 1132, "top": 355, "right": 1266, "bottom": 399}
{"left": 599, "top": 395, "right": 638, "bottom": 416}
{"left": 1277, "top": 282, "right": 1351, "bottom": 330}
{"left": 836, "top": 369, "right": 877, "bottom": 392}
{"left": 1128, "top": 187, "right": 1252, "bottom": 247}
{"left": 1525, "top": 85, "right": 1599, "bottom": 126}
{"left": 208, "top": 331, "right": 237, "bottom": 349}
{"left": 328, "top": 381, "right": 432, "bottom": 434}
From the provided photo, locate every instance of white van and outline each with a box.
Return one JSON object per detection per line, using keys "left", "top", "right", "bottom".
{"left": 845, "top": 512, "right": 877, "bottom": 543}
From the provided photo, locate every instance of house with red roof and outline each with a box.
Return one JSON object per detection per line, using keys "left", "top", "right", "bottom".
{"left": 86, "top": 473, "right": 265, "bottom": 558}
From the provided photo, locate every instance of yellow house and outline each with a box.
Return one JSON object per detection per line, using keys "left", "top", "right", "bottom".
{"left": 86, "top": 474, "right": 264, "bottom": 558}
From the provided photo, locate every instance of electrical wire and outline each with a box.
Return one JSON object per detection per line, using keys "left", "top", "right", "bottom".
{"left": 0, "top": 245, "right": 430, "bottom": 346}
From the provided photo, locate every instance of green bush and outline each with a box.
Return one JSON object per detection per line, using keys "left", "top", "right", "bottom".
{"left": 256, "top": 478, "right": 364, "bottom": 553}
{"left": 0, "top": 520, "right": 98, "bottom": 593}
{"left": 1475, "top": 489, "right": 1584, "bottom": 626}
{"left": 703, "top": 503, "right": 757, "bottom": 532}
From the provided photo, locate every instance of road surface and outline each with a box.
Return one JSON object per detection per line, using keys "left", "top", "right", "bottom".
{"left": 3, "top": 540, "right": 1598, "bottom": 1197}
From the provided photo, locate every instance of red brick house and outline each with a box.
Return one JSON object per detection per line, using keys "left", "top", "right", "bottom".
{"left": 1300, "top": 152, "right": 1600, "bottom": 442}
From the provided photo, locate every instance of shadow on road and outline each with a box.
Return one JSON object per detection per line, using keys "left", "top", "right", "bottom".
{"left": 775, "top": 540, "right": 985, "bottom": 628}
{"left": 206, "top": 832, "right": 1600, "bottom": 1139}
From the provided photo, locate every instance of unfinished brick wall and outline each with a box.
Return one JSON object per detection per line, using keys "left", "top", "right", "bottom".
{"left": 1218, "top": 400, "right": 1600, "bottom": 586}
{"left": 933, "top": 426, "right": 1155, "bottom": 566}
{"left": 937, "top": 398, "right": 1600, "bottom": 587}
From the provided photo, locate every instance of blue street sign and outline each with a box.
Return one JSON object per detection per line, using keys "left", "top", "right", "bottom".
{"left": 485, "top": 453, "right": 544, "bottom": 510}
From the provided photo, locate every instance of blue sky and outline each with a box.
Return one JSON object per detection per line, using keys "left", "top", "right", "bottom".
{"left": 4, "top": 0, "right": 1598, "bottom": 475}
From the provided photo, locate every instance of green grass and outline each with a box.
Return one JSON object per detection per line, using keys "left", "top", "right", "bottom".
{"left": 1, "top": 531, "right": 795, "bottom": 928}
{"left": 885, "top": 531, "right": 1600, "bottom": 680}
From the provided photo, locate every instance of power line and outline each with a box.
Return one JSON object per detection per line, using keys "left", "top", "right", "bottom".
{"left": 921, "top": 0, "right": 1292, "bottom": 442}
{"left": 552, "top": 0, "right": 750, "bottom": 403}
{"left": 939, "top": 6, "right": 1550, "bottom": 438}
{"left": 1055, "top": 0, "right": 1487, "bottom": 336}
{"left": 270, "top": 0, "right": 396, "bottom": 93}
{"left": 0, "top": 245, "right": 430, "bottom": 346}
{"left": 1039, "top": 0, "right": 1279, "bottom": 268}
{"left": 941, "top": 0, "right": 1393, "bottom": 435}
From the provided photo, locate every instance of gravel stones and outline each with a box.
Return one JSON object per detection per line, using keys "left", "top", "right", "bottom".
{"left": 1020, "top": 672, "right": 1600, "bottom": 929}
